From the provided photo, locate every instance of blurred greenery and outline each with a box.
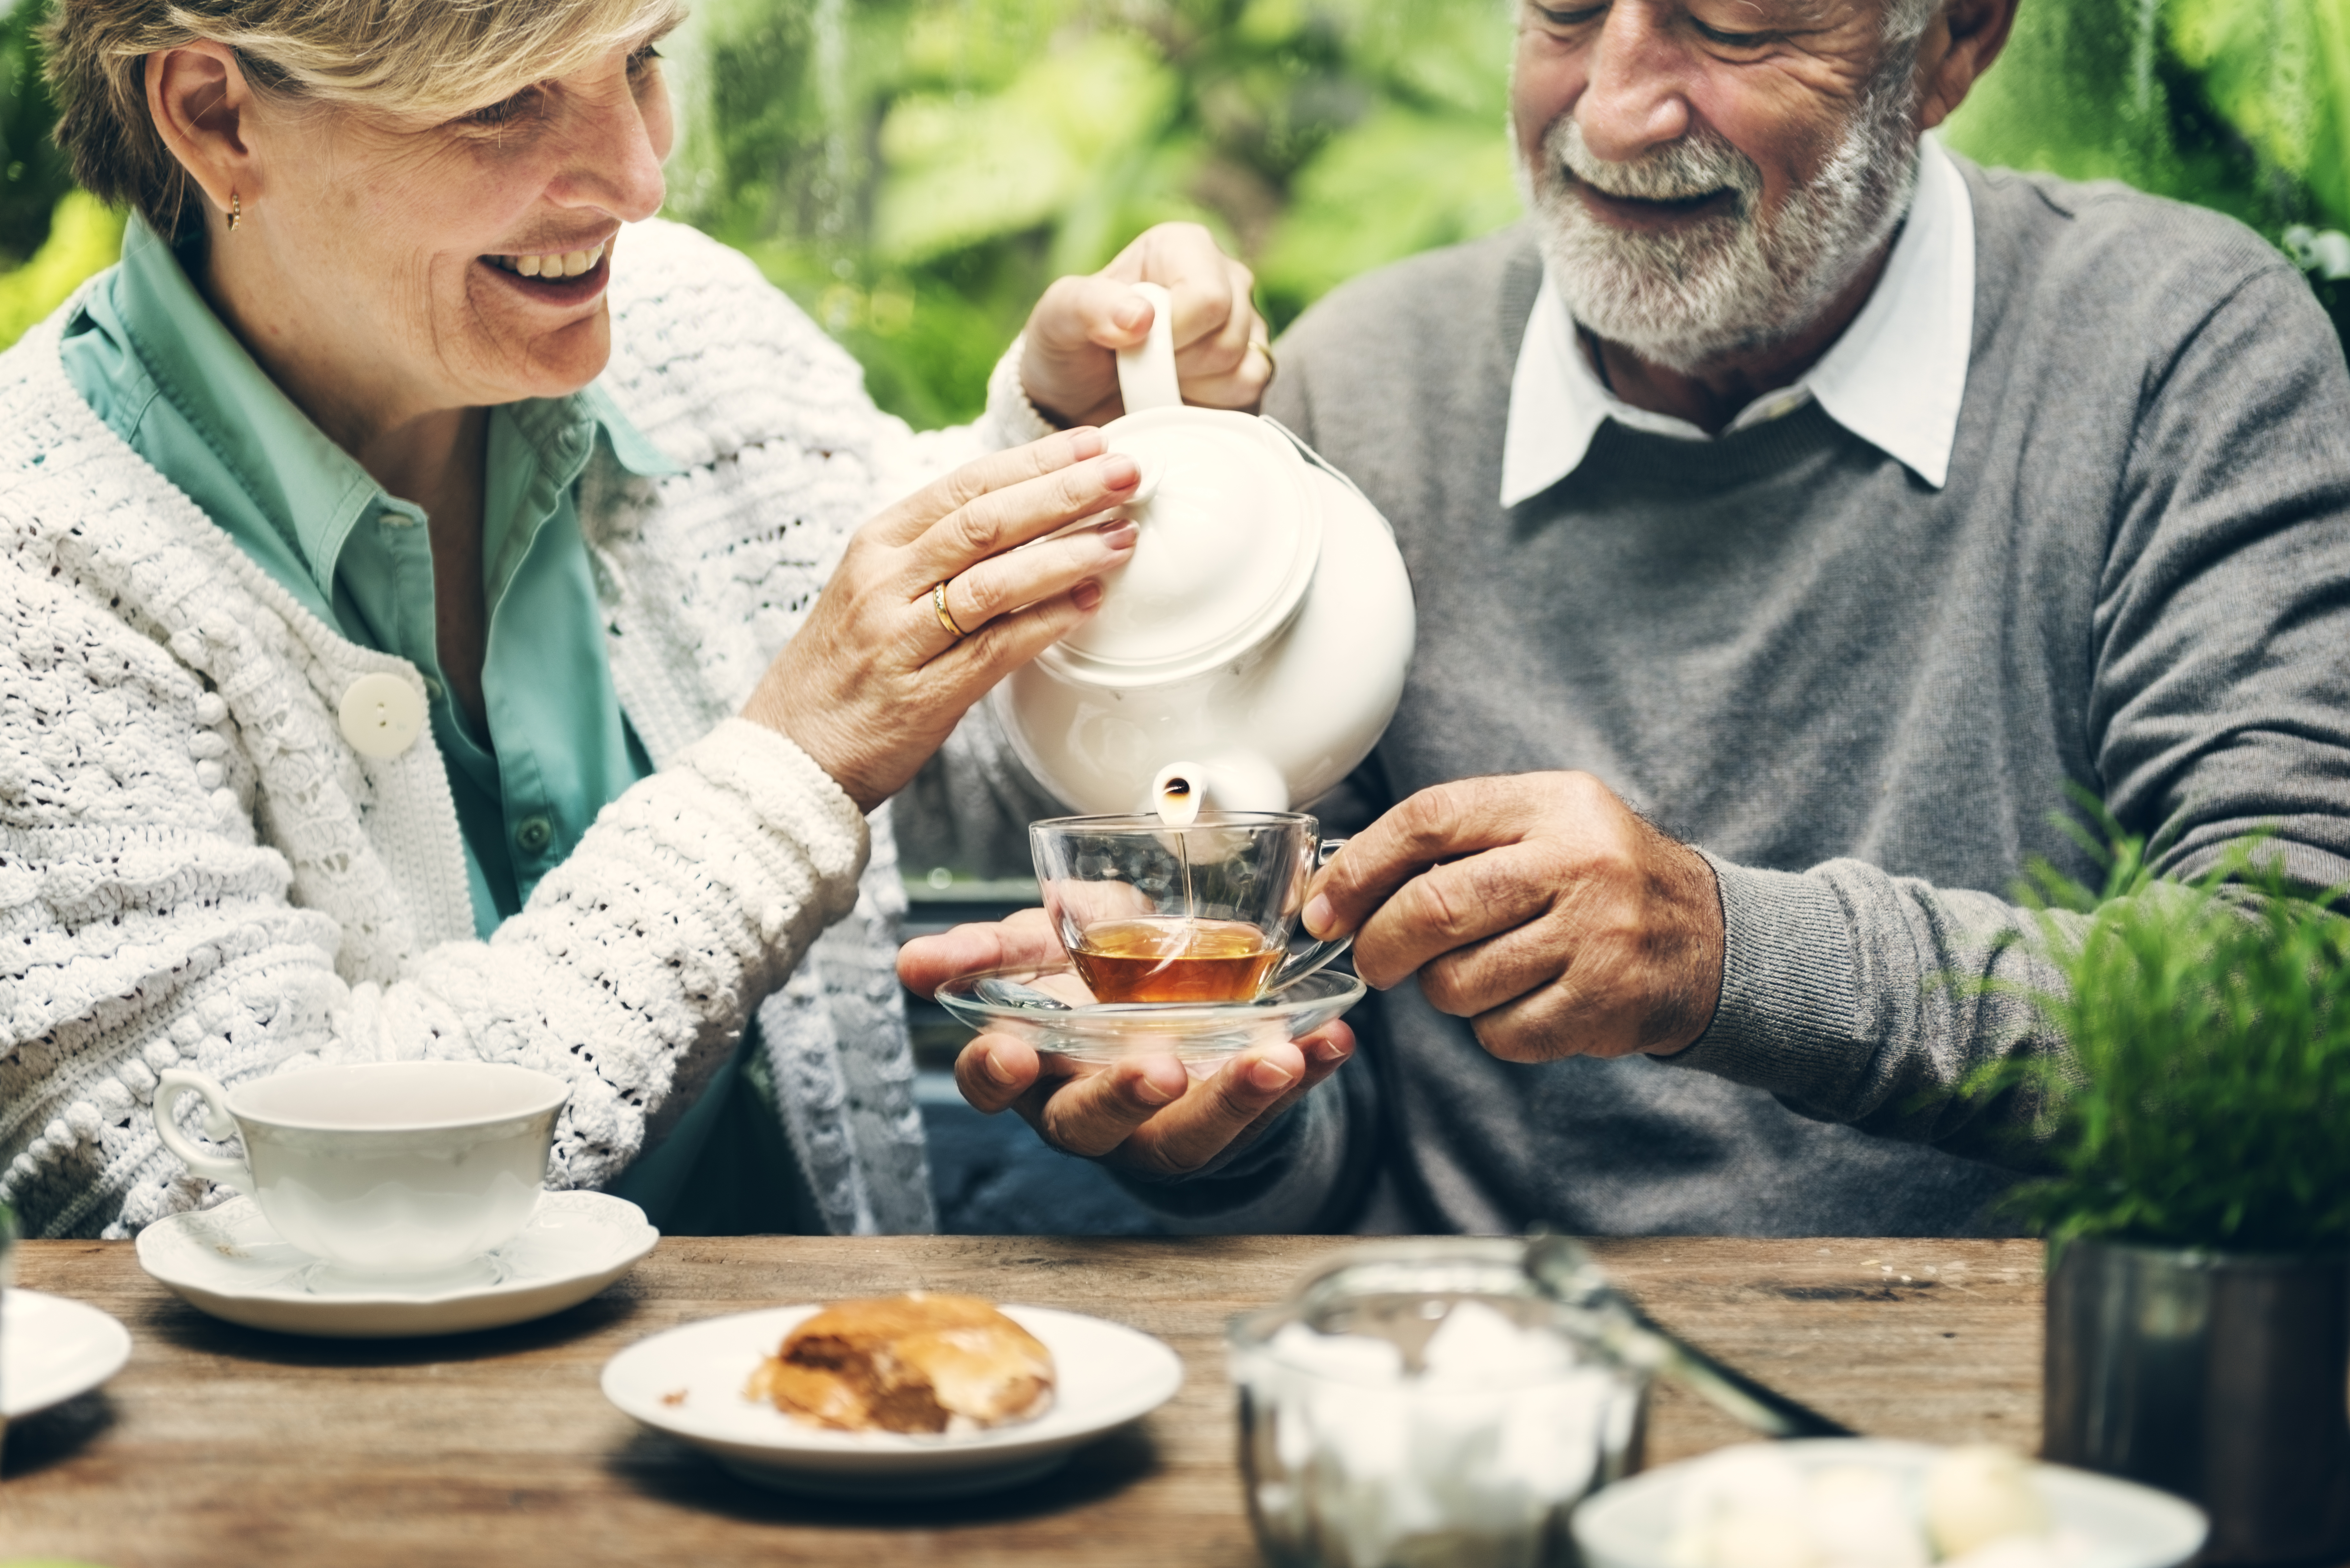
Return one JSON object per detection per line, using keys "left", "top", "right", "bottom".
{"left": 1943, "top": 0, "right": 2350, "bottom": 342}
{"left": 0, "top": 0, "right": 70, "bottom": 271}
{"left": 669, "top": 0, "right": 1526, "bottom": 426}
{"left": 672, "top": 0, "right": 2350, "bottom": 424}
{"left": 0, "top": 189, "right": 121, "bottom": 343}
{"left": 0, "top": 0, "right": 2344, "bottom": 421}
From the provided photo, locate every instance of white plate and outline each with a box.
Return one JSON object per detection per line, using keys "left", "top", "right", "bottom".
{"left": 135, "top": 1190, "right": 657, "bottom": 1339}
{"left": 1573, "top": 1438, "right": 2209, "bottom": 1568}
{"left": 603, "top": 1304, "right": 1185, "bottom": 1499}
{"left": 4, "top": 1289, "right": 133, "bottom": 1419}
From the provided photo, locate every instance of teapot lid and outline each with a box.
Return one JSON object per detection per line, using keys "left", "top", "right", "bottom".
{"left": 1044, "top": 284, "right": 1321, "bottom": 687}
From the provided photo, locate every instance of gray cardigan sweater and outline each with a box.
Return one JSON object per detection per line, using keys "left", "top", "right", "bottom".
{"left": 1074, "top": 157, "right": 2350, "bottom": 1236}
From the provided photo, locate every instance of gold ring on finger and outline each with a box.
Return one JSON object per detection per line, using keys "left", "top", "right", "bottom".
{"left": 933, "top": 579, "right": 971, "bottom": 640}
{"left": 1253, "top": 337, "right": 1277, "bottom": 384}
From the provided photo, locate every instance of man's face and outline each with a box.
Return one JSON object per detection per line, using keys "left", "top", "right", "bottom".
{"left": 1512, "top": 0, "right": 1928, "bottom": 372}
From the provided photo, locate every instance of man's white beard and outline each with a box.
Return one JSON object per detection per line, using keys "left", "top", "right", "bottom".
{"left": 1517, "top": 57, "right": 1925, "bottom": 375}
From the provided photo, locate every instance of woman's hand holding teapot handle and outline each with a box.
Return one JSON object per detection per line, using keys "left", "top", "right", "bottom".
{"left": 742, "top": 429, "right": 1139, "bottom": 814}
{"left": 1021, "top": 222, "right": 1273, "bottom": 428}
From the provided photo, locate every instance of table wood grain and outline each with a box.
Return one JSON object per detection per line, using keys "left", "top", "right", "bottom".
{"left": 1, "top": 1235, "right": 2044, "bottom": 1567}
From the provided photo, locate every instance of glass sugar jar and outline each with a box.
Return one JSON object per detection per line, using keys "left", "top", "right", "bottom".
{"left": 1230, "top": 1239, "right": 1650, "bottom": 1568}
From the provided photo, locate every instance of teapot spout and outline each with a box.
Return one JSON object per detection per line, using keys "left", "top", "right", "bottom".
{"left": 1149, "top": 755, "right": 1291, "bottom": 824}
{"left": 1150, "top": 764, "right": 1204, "bottom": 826}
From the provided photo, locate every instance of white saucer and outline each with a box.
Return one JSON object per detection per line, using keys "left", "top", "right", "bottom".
{"left": 4, "top": 1289, "right": 133, "bottom": 1418}
{"left": 135, "top": 1190, "right": 658, "bottom": 1339}
{"left": 603, "top": 1304, "right": 1184, "bottom": 1499}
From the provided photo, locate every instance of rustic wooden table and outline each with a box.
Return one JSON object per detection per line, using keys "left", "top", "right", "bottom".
{"left": 1, "top": 1235, "right": 2043, "bottom": 1567}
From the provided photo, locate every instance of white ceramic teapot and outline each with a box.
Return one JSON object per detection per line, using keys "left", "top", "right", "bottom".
{"left": 990, "top": 283, "right": 1417, "bottom": 822}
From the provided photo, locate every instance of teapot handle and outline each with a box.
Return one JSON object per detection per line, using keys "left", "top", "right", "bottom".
{"left": 1116, "top": 281, "right": 1184, "bottom": 414}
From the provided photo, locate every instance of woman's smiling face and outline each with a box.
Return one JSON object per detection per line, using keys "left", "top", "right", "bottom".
{"left": 211, "top": 27, "right": 675, "bottom": 426}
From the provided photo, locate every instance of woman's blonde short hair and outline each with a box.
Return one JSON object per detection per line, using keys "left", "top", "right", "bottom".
{"left": 44, "top": 0, "right": 685, "bottom": 243}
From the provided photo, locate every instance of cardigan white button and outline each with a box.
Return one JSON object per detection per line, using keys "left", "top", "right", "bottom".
{"left": 337, "top": 673, "right": 426, "bottom": 758}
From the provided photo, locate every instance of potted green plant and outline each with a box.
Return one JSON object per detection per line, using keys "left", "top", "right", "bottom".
{"left": 1976, "top": 817, "right": 2350, "bottom": 1562}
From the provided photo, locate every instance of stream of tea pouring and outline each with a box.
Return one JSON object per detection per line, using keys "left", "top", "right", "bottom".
{"left": 1131, "top": 761, "right": 1351, "bottom": 1002}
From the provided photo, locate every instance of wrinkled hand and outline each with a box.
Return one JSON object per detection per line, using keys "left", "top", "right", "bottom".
{"left": 896, "top": 908, "right": 1356, "bottom": 1178}
{"left": 1302, "top": 773, "right": 1724, "bottom": 1062}
{"left": 1020, "top": 222, "right": 1271, "bottom": 428}
{"left": 742, "top": 430, "right": 1138, "bottom": 812}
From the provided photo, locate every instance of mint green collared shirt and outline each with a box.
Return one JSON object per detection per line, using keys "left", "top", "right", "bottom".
{"left": 60, "top": 218, "right": 683, "bottom": 939}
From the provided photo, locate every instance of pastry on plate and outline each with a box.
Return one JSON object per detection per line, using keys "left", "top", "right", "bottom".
{"left": 746, "top": 1292, "right": 1056, "bottom": 1434}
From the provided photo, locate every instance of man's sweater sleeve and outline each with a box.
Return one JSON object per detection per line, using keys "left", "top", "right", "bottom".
{"left": 1107, "top": 1064, "right": 1374, "bottom": 1233}
{"left": 1670, "top": 263, "right": 2350, "bottom": 1162}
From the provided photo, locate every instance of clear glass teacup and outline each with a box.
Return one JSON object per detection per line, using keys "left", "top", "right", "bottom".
{"left": 1028, "top": 811, "right": 1350, "bottom": 1005}
{"left": 1230, "top": 1239, "right": 1651, "bottom": 1568}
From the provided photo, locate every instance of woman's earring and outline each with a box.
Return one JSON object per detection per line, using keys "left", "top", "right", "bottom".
{"left": 227, "top": 192, "right": 242, "bottom": 233}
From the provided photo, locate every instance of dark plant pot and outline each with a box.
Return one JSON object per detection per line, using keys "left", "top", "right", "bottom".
{"left": 2045, "top": 1237, "right": 2350, "bottom": 1563}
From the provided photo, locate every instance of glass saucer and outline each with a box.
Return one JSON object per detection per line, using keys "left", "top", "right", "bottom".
{"left": 933, "top": 964, "right": 1366, "bottom": 1069}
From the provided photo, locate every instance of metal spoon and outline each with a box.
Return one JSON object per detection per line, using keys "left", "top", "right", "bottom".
{"left": 1523, "top": 1232, "right": 1857, "bottom": 1440}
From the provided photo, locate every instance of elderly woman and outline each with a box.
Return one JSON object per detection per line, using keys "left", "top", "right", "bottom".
{"left": 0, "top": 0, "right": 1270, "bottom": 1240}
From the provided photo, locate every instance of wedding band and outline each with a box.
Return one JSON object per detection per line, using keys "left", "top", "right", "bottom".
{"left": 1254, "top": 337, "right": 1277, "bottom": 383}
{"left": 933, "top": 579, "right": 970, "bottom": 640}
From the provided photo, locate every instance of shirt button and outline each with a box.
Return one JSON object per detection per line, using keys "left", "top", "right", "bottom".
{"left": 337, "top": 673, "right": 427, "bottom": 759}
{"left": 514, "top": 816, "right": 554, "bottom": 856}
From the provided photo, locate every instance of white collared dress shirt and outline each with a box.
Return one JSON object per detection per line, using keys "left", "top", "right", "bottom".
{"left": 1499, "top": 135, "right": 1976, "bottom": 505}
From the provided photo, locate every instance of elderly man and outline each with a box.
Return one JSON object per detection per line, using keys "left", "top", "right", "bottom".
{"left": 900, "top": 0, "right": 2350, "bottom": 1234}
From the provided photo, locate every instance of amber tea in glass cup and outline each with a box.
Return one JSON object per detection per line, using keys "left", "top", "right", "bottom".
{"left": 1029, "top": 812, "right": 1351, "bottom": 1004}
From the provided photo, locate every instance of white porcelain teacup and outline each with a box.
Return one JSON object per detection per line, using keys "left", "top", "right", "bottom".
{"left": 151, "top": 1061, "right": 569, "bottom": 1275}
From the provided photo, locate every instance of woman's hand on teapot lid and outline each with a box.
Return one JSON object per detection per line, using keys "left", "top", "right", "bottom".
{"left": 1020, "top": 222, "right": 1275, "bottom": 429}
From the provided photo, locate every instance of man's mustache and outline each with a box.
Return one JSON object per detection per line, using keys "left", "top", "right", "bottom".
{"left": 1546, "top": 116, "right": 1763, "bottom": 211}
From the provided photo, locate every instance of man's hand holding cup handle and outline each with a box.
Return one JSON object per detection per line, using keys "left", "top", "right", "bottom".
{"left": 1298, "top": 772, "right": 1724, "bottom": 1063}
{"left": 903, "top": 770, "right": 1723, "bottom": 1178}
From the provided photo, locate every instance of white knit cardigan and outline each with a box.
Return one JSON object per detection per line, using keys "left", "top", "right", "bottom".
{"left": 0, "top": 218, "right": 1034, "bottom": 1240}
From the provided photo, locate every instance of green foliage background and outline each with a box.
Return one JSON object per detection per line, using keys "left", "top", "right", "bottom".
{"left": 668, "top": 0, "right": 1527, "bottom": 426}
{"left": 0, "top": 0, "right": 2344, "bottom": 425}
{"left": 665, "top": 0, "right": 2350, "bottom": 425}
